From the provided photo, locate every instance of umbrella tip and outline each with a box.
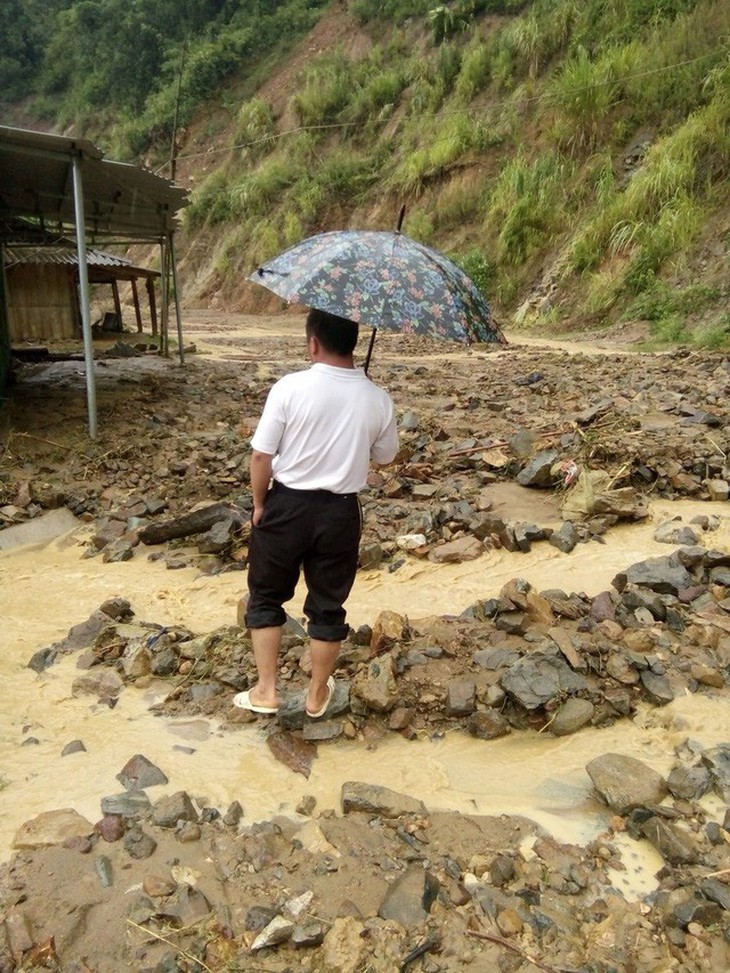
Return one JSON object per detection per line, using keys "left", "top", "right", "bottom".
{"left": 396, "top": 204, "right": 406, "bottom": 233}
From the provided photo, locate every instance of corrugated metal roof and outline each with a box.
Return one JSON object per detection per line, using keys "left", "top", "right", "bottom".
{"left": 4, "top": 245, "right": 136, "bottom": 269}
{"left": 0, "top": 125, "right": 188, "bottom": 242}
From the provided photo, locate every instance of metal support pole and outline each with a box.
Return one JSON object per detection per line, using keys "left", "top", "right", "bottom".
{"left": 72, "top": 154, "right": 98, "bottom": 439}
{"left": 160, "top": 237, "right": 169, "bottom": 357}
{"left": 168, "top": 233, "right": 185, "bottom": 365}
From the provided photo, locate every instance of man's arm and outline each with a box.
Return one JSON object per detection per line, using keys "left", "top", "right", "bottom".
{"left": 370, "top": 398, "right": 399, "bottom": 466}
{"left": 250, "top": 450, "right": 274, "bottom": 526}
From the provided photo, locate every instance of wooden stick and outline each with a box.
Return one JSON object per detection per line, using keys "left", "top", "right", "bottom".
{"left": 466, "top": 928, "right": 586, "bottom": 973}
{"left": 447, "top": 427, "right": 572, "bottom": 458}
{"left": 126, "top": 919, "right": 215, "bottom": 973}
{"left": 10, "top": 431, "right": 87, "bottom": 453}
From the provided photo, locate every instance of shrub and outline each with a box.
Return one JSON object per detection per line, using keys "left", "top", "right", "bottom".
{"left": 487, "top": 154, "right": 571, "bottom": 265}
{"left": 235, "top": 98, "right": 276, "bottom": 163}
{"left": 455, "top": 249, "right": 493, "bottom": 296}
{"left": 288, "top": 51, "right": 353, "bottom": 127}
{"left": 455, "top": 37, "right": 492, "bottom": 102}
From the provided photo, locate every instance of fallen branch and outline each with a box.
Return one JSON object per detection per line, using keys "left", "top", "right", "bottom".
{"left": 447, "top": 427, "right": 572, "bottom": 459}
{"left": 400, "top": 935, "right": 441, "bottom": 971}
{"left": 703, "top": 867, "right": 730, "bottom": 879}
{"left": 138, "top": 502, "right": 245, "bottom": 545}
{"left": 126, "top": 919, "right": 215, "bottom": 973}
{"left": 9, "top": 431, "right": 89, "bottom": 455}
{"left": 466, "top": 928, "right": 587, "bottom": 973}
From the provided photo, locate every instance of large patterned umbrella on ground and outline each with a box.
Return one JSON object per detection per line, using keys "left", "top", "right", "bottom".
{"left": 249, "top": 227, "right": 506, "bottom": 370}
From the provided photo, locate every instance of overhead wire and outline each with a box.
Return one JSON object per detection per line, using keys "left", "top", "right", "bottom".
{"left": 156, "top": 44, "right": 728, "bottom": 176}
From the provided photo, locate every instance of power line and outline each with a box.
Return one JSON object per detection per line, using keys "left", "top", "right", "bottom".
{"left": 159, "top": 44, "right": 727, "bottom": 176}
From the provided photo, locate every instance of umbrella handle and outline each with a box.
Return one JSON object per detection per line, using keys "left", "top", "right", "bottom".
{"left": 364, "top": 327, "right": 377, "bottom": 375}
{"left": 396, "top": 204, "right": 406, "bottom": 232}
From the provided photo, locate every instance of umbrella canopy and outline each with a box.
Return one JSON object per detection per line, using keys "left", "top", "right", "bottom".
{"left": 249, "top": 229, "right": 505, "bottom": 351}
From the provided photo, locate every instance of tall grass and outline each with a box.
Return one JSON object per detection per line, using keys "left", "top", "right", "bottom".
{"left": 486, "top": 154, "right": 573, "bottom": 265}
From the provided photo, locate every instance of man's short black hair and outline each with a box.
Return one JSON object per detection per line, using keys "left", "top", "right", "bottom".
{"left": 306, "top": 307, "right": 359, "bottom": 356}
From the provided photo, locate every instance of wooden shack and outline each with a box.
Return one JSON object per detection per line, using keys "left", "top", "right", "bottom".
{"left": 4, "top": 242, "right": 159, "bottom": 343}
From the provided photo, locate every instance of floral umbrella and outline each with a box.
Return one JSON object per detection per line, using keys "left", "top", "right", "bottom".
{"left": 249, "top": 227, "right": 505, "bottom": 371}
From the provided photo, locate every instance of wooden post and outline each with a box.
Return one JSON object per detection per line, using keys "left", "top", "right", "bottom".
{"left": 146, "top": 277, "right": 158, "bottom": 335}
{"left": 111, "top": 279, "right": 123, "bottom": 328}
{"left": 131, "top": 278, "right": 143, "bottom": 332}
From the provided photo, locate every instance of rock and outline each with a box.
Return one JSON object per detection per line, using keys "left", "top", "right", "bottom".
{"left": 429, "top": 536, "right": 483, "bottom": 563}
{"left": 612, "top": 554, "right": 694, "bottom": 595}
{"left": 639, "top": 816, "right": 701, "bottom": 865}
{"left": 490, "top": 855, "right": 515, "bottom": 886}
{"left": 100, "top": 791, "right": 151, "bottom": 817}
{"left": 653, "top": 521, "right": 699, "bottom": 545}
{"left": 61, "top": 739, "right": 86, "bottom": 756}
{"left": 586, "top": 753, "right": 668, "bottom": 813}
{"left": 95, "top": 814, "right": 125, "bottom": 842}
{"left": 640, "top": 669, "right": 674, "bottom": 705}
{"left": 278, "top": 680, "right": 349, "bottom": 730}
{"left": 549, "top": 521, "right": 579, "bottom": 553}
{"left": 291, "top": 921, "right": 326, "bottom": 947}
{"left": 341, "top": 782, "right": 427, "bottom": 817}
{"left": 123, "top": 826, "right": 158, "bottom": 859}
{"left": 121, "top": 643, "right": 152, "bottom": 678}
{"left": 152, "top": 791, "right": 199, "bottom": 828}
{"left": 701, "top": 745, "right": 730, "bottom": 801}
{"left": 165, "top": 885, "right": 212, "bottom": 925}
{"left": 468, "top": 710, "right": 511, "bottom": 740}
{"left": 358, "top": 542, "right": 383, "bottom": 569}
{"left": 548, "top": 697, "right": 594, "bottom": 736}
{"left": 517, "top": 450, "right": 559, "bottom": 487}
{"left": 223, "top": 800, "right": 244, "bottom": 826}
{"left": 445, "top": 679, "right": 476, "bottom": 716}
{"left": 378, "top": 866, "right": 440, "bottom": 926}
{"left": 396, "top": 533, "right": 427, "bottom": 550}
{"left": 251, "top": 916, "right": 294, "bottom": 953}
{"left": 321, "top": 917, "right": 367, "bottom": 973}
{"left": 706, "top": 479, "right": 729, "bottom": 501}
{"left": 198, "top": 517, "right": 236, "bottom": 554}
{"left": 27, "top": 646, "right": 58, "bottom": 672}
{"left": 370, "top": 611, "right": 409, "bottom": 655}
{"left": 501, "top": 653, "right": 588, "bottom": 710}
{"left": 245, "top": 905, "right": 278, "bottom": 932}
{"left": 351, "top": 655, "right": 399, "bottom": 713}
{"left": 143, "top": 872, "right": 177, "bottom": 897}
{"left": 496, "top": 907, "right": 523, "bottom": 935}
{"left": 667, "top": 764, "right": 711, "bottom": 800}
{"left": 12, "top": 808, "right": 95, "bottom": 849}
{"left": 302, "top": 719, "right": 344, "bottom": 741}
{"left": 267, "top": 731, "right": 317, "bottom": 778}
{"left": 71, "top": 668, "right": 124, "bottom": 701}
{"left": 117, "top": 754, "right": 169, "bottom": 791}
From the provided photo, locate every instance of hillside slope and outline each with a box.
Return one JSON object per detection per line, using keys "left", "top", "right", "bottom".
{"left": 8, "top": 0, "right": 730, "bottom": 346}
{"left": 164, "top": 0, "right": 730, "bottom": 346}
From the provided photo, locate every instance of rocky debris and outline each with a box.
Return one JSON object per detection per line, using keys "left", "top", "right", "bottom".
{"left": 26, "top": 539, "right": 730, "bottom": 756}
{"left": 3, "top": 760, "right": 730, "bottom": 973}
{"left": 3, "top": 331, "right": 730, "bottom": 971}
{"left": 2, "top": 341, "right": 729, "bottom": 572}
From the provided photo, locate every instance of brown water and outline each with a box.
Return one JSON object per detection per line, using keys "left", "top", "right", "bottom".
{"left": 2, "top": 498, "right": 730, "bottom": 900}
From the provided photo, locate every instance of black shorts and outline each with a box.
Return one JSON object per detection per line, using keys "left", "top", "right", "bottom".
{"left": 245, "top": 481, "right": 362, "bottom": 642}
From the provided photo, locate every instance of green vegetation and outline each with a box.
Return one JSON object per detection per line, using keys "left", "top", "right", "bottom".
{"left": 5, "top": 0, "right": 730, "bottom": 340}
{"left": 1, "top": 0, "right": 331, "bottom": 155}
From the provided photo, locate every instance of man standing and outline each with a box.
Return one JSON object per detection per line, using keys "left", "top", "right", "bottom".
{"left": 234, "top": 308, "right": 398, "bottom": 719}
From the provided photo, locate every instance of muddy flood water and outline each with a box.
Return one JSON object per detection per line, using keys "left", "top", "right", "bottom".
{"left": 3, "top": 491, "right": 730, "bottom": 902}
